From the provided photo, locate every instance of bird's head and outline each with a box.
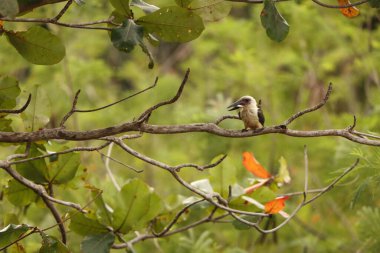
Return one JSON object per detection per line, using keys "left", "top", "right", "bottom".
{"left": 227, "top": 96, "right": 257, "bottom": 111}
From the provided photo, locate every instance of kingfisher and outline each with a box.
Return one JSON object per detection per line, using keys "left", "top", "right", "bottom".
{"left": 227, "top": 96, "right": 265, "bottom": 131}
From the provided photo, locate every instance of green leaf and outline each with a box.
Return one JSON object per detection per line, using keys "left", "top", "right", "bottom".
{"left": 69, "top": 212, "right": 109, "bottom": 236}
{"left": 110, "top": 0, "right": 131, "bottom": 16}
{"left": 5, "top": 179, "right": 37, "bottom": 206}
{"left": 48, "top": 152, "right": 80, "bottom": 184}
{"left": 39, "top": 234, "right": 70, "bottom": 253}
{"left": 81, "top": 232, "right": 115, "bottom": 253}
{"left": 0, "top": 224, "right": 30, "bottom": 248}
{"left": 5, "top": 25, "right": 65, "bottom": 65}
{"left": 369, "top": 0, "right": 380, "bottom": 8}
{"left": 16, "top": 144, "right": 49, "bottom": 184}
{"left": 112, "top": 178, "right": 163, "bottom": 234}
{"left": 260, "top": 0, "right": 289, "bottom": 42}
{"left": 209, "top": 155, "right": 236, "bottom": 198}
{"left": 21, "top": 85, "right": 51, "bottom": 131}
{"left": 175, "top": 0, "right": 193, "bottom": 7}
{"left": 0, "top": 76, "right": 20, "bottom": 110}
{"left": 0, "top": 118, "right": 13, "bottom": 131}
{"left": 136, "top": 6, "right": 205, "bottom": 42}
{"left": 90, "top": 187, "right": 113, "bottom": 226}
{"left": 131, "top": 0, "right": 159, "bottom": 13}
{"left": 111, "top": 20, "right": 154, "bottom": 68}
{"left": 0, "top": 0, "right": 19, "bottom": 17}
{"left": 232, "top": 215, "right": 259, "bottom": 230}
{"left": 188, "top": 0, "right": 231, "bottom": 22}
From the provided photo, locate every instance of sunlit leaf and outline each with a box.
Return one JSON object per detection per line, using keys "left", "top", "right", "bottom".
{"left": 242, "top": 152, "right": 271, "bottom": 179}
{"left": 260, "top": 0, "right": 289, "bottom": 42}
{"left": 244, "top": 179, "right": 271, "bottom": 194}
{"left": 39, "top": 234, "right": 70, "bottom": 253}
{"left": 337, "top": 0, "right": 360, "bottom": 18}
{"left": 0, "top": 224, "right": 30, "bottom": 248}
{"left": 5, "top": 179, "right": 37, "bottom": 206}
{"left": 264, "top": 196, "right": 289, "bottom": 214}
{"left": 110, "top": 0, "right": 131, "bottom": 16}
{"left": 188, "top": 0, "right": 231, "bottom": 22}
{"left": 5, "top": 26, "right": 65, "bottom": 65}
{"left": 81, "top": 232, "right": 115, "bottom": 253}
{"left": 131, "top": 0, "right": 159, "bottom": 13}
{"left": 274, "top": 156, "right": 291, "bottom": 186}
{"left": 112, "top": 179, "right": 163, "bottom": 234}
{"left": 0, "top": 76, "right": 20, "bottom": 110}
{"left": 0, "top": 0, "right": 19, "bottom": 17}
{"left": 69, "top": 212, "right": 109, "bottom": 236}
{"left": 190, "top": 179, "right": 214, "bottom": 194}
{"left": 16, "top": 144, "right": 48, "bottom": 184}
{"left": 136, "top": 6, "right": 205, "bottom": 42}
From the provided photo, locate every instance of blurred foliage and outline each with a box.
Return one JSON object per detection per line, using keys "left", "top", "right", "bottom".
{"left": 0, "top": 0, "right": 380, "bottom": 252}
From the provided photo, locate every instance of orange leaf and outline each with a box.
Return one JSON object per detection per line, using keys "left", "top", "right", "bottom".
{"left": 0, "top": 21, "right": 3, "bottom": 28}
{"left": 337, "top": 0, "right": 360, "bottom": 18}
{"left": 264, "top": 196, "right": 290, "bottom": 214}
{"left": 242, "top": 152, "right": 271, "bottom": 179}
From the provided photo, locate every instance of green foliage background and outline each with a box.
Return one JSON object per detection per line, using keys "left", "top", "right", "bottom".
{"left": 1, "top": 0, "right": 380, "bottom": 252}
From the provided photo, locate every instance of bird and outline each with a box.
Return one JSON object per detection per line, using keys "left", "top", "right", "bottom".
{"left": 227, "top": 96, "right": 265, "bottom": 131}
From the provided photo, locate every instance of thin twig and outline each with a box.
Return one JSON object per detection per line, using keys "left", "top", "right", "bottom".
{"left": 6, "top": 142, "right": 31, "bottom": 161}
{"left": 138, "top": 69, "right": 190, "bottom": 121}
{"left": 98, "top": 149, "right": 143, "bottom": 174}
{"left": 0, "top": 94, "right": 31, "bottom": 114}
{"left": 172, "top": 154, "right": 227, "bottom": 172}
{"left": 52, "top": 0, "right": 73, "bottom": 22}
{"left": 75, "top": 77, "right": 159, "bottom": 113}
{"left": 311, "top": 0, "right": 368, "bottom": 8}
{"left": 60, "top": 89, "right": 81, "bottom": 127}
{"left": 283, "top": 83, "right": 333, "bottom": 126}
{"left": 214, "top": 115, "right": 240, "bottom": 125}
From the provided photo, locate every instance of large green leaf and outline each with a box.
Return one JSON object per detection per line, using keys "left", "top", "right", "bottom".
{"left": 90, "top": 187, "right": 113, "bottom": 226}
{"left": 175, "top": 0, "right": 193, "bottom": 7}
{"left": 109, "top": 0, "right": 131, "bottom": 16}
{"left": 0, "top": 76, "right": 20, "bottom": 110}
{"left": 39, "top": 234, "right": 70, "bottom": 253}
{"left": 188, "top": 0, "right": 231, "bottom": 22}
{"left": 136, "top": 6, "right": 205, "bottom": 42}
{"left": 21, "top": 85, "right": 51, "bottom": 131}
{"left": 5, "top": 179, "right": 37, "bottom": 206}
{"left": 111, "top": 20, "right": 154, "bottom": 68}
{"left": 47, "top": 152, "right": 80, "bottom": 184}
{"left": 260, "top": 0, "right": 289, "bottom": 42}
{"left": 69, "top": 212, "right": 109, "bottom": 236}
{"left": 0, "top": 224, "right": 29, "bottom": 248}
{"left": 81, "top": 232, "right": 115, "bottom": 253}
{"left": 16, "top": 144, "right": 49, "bottom": 184}
{"left": 0, "top": 0, "right": 19, "bottom": 17}
{"left": 0, "top": 119, "right": 13, "bottom": 131}
{"left": 209, "top": 155, "right": 236, "bottom": 198}
{"left": 112, "top": 178, "right": 163, "bottom": 234}
{"left": 6, "top": 25, "right": 65, "bottom": 65}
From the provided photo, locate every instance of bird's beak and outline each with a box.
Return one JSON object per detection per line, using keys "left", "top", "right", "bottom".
{"left": 227, "top": 100, "right": 243, "bottom": 111}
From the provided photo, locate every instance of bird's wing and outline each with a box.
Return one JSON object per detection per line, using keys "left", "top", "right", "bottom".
{"left": 238, "top": 111, "right": 241, "bottom": 119}
{"left": 258, "top": 108, "right": 265, "bottom": 126}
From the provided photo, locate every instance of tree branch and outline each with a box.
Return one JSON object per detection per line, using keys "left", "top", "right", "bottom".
{"left": 0, "top": 94, "right": 31, "bottom": 114}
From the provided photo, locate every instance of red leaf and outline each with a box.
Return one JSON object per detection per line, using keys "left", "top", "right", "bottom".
{"left": 337, "top": 0, "right": 360, "bottom": 18}
{"left": 264, "top": 196, "right": 290, "bottom": 214}
{"left": 242, "top": 152, "right": 272, "bottom": 179}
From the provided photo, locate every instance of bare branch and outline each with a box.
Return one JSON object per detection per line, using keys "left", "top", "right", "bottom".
{"left": 138, "top": 68, "right": 190, "bottom": 121}
{"left": 347, "top": 115, "right": 356, "bottom": 132}
{"left": 303, "top": 159, "right": 359, "bottom": 205}
{"left": 6, "top": 142, "right": 31, "bottom": 161}
{"left": 0, "top": 94, "right": 31, "bottom": 114}
{"left": 52, "top": 0, "right": 73, "bottom": 22}
{"left": 283, "top": 83, "right": 332, "bottom": 126}
{"left": 60, "top": 89, "right": 81, "bottom": 127}
{"left": 40, "top": 196, "right": 67, "bottom": 243}
{"left": 214, "top": 115, "right": 240, "bottom": 125}
{"left": 172, "top": 154, "right": 227, "bottom": 172}
{"left": 98, "top": 149, "right": 143, "bottom": 174}
{"left": 75, "top": 77, "right": 158, "bottom": 113}
{"left": 311, "top": 0, "right": 368, "bottom": 9}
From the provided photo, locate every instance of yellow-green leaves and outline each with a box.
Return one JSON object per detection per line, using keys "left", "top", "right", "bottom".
{"left": 260, "top": 0, "right": 290, "bottom": 42}
{"left": 39, "top": 234, "right": 70, "bottom": 253}
{"left": 0, "top": 0, "right": 19, "bottom": 17}
{"left": 0, "top": 76, "right": 20, "bottom": 110}
{"left": 110, "top": 0, "right": 131, "bottom": 16}
{"left": 6, "top": 26, "right": 65, "bottom": 65}
{"left": 0, "top": 224, "right": 29, "bottom": 248}
{"left": 137, "top": 6, "right": 205, "bottom": 42}
{"left": 81, "top": 233, "right": 115, "bottom": 253}
{"left": 188, "top": 0, "right": 231, "bottom": 22}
